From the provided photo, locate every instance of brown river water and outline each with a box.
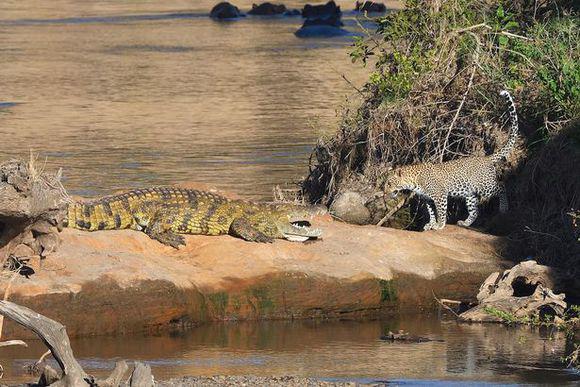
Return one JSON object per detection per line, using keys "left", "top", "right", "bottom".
{"left": 0, "top": 0, "right": 378, "bottom": 200}
{"left": 1, "top": 1, "right": 579, "bottom": 385}
{"left": 1, "top": 317, "right": 579, "bottom": 385}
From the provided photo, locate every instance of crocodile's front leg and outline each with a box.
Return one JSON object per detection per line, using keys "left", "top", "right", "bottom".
{"left": 145, "top": 211, "right": 186, "bottom": 248}
{"left": 229, "top": 218, "right": 274, "bottom": 243}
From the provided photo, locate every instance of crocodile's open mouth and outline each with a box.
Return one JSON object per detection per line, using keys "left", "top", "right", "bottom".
{"left": 282, "top": 220, "right": 322, "bottom": 242}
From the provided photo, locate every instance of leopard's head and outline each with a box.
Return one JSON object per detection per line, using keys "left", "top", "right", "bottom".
{"left": 383, "top": 166, "right": 418, "bottom": 197}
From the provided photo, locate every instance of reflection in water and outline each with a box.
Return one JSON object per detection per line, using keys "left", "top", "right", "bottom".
{"left": 0, "top": 0, "right": 377, "bottom": 200}
{"left": 1, "top": 317, "right": 579, "bottom": 384}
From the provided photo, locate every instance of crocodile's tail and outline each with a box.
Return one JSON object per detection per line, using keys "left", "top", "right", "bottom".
{"left": 490, "top": 90, "right": 519, "bottom": 163}
{"left": 64, "top": 201, "right": 132, "bottom": 231}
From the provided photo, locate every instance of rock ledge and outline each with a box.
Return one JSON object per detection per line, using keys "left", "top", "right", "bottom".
{"left": 2, "top": 218, "right": 505, "bottom": 338}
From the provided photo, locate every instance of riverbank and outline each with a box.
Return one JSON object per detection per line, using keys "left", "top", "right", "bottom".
{"left": 1, "top": 217, "right": 504, "bottom": 339}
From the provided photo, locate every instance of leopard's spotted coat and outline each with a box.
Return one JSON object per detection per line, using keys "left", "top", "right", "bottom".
{"left": 383, "top": 90, "right": 518, "bottom": 230}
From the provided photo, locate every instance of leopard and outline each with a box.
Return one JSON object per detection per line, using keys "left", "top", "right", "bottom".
{"left": 382, "top": 90, "right": 519, "bottom": 230}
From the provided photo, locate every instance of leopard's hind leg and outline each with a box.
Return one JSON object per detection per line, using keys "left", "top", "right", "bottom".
{"left": 458, "top": 194, "right": 479, "bottom": 227}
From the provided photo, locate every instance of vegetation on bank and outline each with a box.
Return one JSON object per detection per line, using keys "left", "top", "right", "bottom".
{"left": 483, "top": 304, "right": 579, "bottom": 329}
{"left": 303, "top": 0, "right": 579, "bottom": 269}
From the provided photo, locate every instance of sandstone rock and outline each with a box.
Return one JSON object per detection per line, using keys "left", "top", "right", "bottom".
{"left": 10, "top": 243, "right": 36, "bottom": 259}
{"left": 329, "top": 191, "right": 371, "bottom": 225}
{"left": 1, "top": 218, "right": 505, "bottom": 339}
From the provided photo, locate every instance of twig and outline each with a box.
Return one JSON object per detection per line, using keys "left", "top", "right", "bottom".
{"left": 440, "top": 33, "right": 480, "bottom": 162}
{"left": 0, "top": 339, "right": 27, "bottom": 348}
{"left": 340, "top": 73, "right": 364, "bottom": 96}
{"left": 36, "top": 349, "right": 52, "bottom": 364}
{"left": 0, "top": 270, "right": 20, "bottom": 342}
{"left": 432, "top": 290, "right": 461, "bottom": 319}
{"left": 376, "top": 193, "right": 414, "bottom": 227}
{"left": 567, "top": 344, "right": 579, "bottom": 368}
{"left": 453, "top": 23, "right": 532, "bottom": 41}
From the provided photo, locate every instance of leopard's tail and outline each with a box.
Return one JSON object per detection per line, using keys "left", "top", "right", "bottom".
{"left": 491, "top": 90, "right": 519, "bottom": 163}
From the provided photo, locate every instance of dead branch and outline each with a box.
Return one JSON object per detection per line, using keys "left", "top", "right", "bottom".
{"left": 567, "top": 344, "right": 580, "bottom": 368}
{"left": 376, "top": 193, "right": 414, "bottom": 227}
{"left": 100, "top": 360, "right": 130, "bottom": 387}
{"left": 0, "top": 300, "right": 155, "bottom": 386}
{"left": 432, "top": 290, "right": 461, "bottom": 319}
{"left": 0, "top": 339, "right": 27, "bottom": 348}
{"left": 0, "top": 300, "right": 89, "bottom": 386}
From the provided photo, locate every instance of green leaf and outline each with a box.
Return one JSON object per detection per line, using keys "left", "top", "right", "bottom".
{"left": 496, "top": 5, "right": 505, "bottom": 19}
{"left": 504, "top": 21, "right": 519, "bottom": 30}
{"left": 498, "top": 35, "right": 509, "bottom": 46}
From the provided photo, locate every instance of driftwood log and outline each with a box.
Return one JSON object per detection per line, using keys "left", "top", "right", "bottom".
{"left": 460, "top": 260, "right": 567, "bottom": 322}
{"left": 0, "top": 300, "right": 152, "bottom": 386}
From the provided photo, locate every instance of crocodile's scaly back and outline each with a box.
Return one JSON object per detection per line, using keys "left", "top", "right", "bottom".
{"left": 65, "top": 187, "right": 229, "bottom": 233}
{"left": 63, "top": 186, "right": 323, "bottom": 247}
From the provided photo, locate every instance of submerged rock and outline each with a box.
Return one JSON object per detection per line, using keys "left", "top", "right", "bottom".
{"left": 302, "top": 0, "right": 341, "bottom": 20}
{"left": 1, "top": 213, "right": 504, "bottom": 339}
{"left": 296, "top": 1, "right": 348, "bottom": 38}
{"left": 284, "top": 9, "right": 301, "bottom": 16}
{"left": 210, "top": 2, "right": 245, "bottom": 19}
{"left": 248, "top": 2, "right": 287, "bottom": 16}
{"left": 355, "top": 1, "right": 387, "bottom": 13}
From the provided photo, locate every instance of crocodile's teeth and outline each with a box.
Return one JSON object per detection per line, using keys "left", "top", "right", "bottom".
{"left": 284, "top": 235, "right": 310, "bottom": 242}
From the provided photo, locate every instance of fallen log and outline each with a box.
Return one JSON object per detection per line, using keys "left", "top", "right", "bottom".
{"left": 459, "top": 260, "right": 567, "bottom": 323}
{"left": 0, "top": 300, "right": 89, "bottom": 386}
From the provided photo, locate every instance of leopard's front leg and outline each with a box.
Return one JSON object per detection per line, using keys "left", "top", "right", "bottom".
{"left": 423, "top": 201, "right": 438, "bottom": 230}
{"left": 431, "top": 193, "right": 448, "bottom": 230}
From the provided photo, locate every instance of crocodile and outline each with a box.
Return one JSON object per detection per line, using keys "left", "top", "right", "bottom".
{"left": 59, "top": 187, "right": 324, "bottom": 248}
